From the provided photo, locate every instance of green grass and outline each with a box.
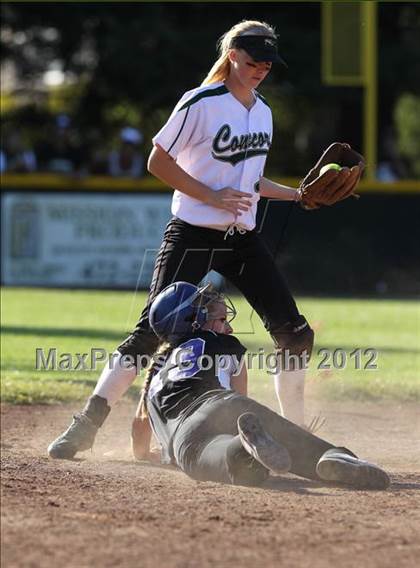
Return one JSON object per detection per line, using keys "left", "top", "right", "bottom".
{"left": 1, "top": 287, "right": 419, "bottom": 404}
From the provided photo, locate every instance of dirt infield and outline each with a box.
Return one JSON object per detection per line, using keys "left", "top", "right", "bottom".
{"left": 2, "top": 399, "right": 420, "bottom": 568}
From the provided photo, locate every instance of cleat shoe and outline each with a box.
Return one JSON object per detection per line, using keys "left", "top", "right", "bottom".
{"left": 48, "top": 395, "right": 110, "bottom": 459}
{"left": 237, "top": 412, "right": 291, "bottom": 475}
{"left": 316, "top": 448, "right": 390, "bottom": 490}
{"left": 48, "top": 413, "right": 98, "bottom": 459}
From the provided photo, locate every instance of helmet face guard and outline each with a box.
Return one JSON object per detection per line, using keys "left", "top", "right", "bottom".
{"left": 196, "top": 287, "right": 237, "bottom": 325}
{"left": 149, "top": 281, "right": 236, "bottom": 340}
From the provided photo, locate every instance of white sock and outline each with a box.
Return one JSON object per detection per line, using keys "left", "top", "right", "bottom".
{"left": 273, "top": 369, "right": 305, "bottom": 426}
{"left": 93, "top": 351, "right": 137, "bottom": 406}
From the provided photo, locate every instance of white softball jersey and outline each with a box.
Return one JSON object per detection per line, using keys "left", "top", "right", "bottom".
{"left": 152, "top": 81, "right": 273, "bottom": 232}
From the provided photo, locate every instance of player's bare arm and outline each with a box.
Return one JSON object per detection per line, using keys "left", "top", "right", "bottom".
{"left": 148, "top": 144, "right": 252, "bottom": 216}
{"left": 230, "top": 364, "right": 248, "bottom": 397}
{"left": 131, "top": 413, "right": 153, "bottom": 461}
{"left": 259, "top": 177, "right": 301, "bottom": 201}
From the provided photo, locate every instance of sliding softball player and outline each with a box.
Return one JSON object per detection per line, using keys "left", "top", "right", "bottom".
{"left": 134, "top": 281, "right": 389, "bottom": 489}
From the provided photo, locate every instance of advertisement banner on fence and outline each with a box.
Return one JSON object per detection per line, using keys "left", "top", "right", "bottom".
{"left": 1, "top": 192, "right": 172, "bottom": 288}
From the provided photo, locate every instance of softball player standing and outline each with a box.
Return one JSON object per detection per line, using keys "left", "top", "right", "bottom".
{"left": 48, "top": 19, "right": 359, "bottom": 460}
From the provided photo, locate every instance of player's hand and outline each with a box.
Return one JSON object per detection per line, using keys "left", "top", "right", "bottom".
{"left": 209, "top": 188, "right": 253, "bottom": 216}
{"left": 131, "top": 416, "right": 152, "bottom": 460}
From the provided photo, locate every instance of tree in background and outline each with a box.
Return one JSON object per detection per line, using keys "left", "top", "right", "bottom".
{"left": 1, "top": 2, "right": 419, "bottom": 177}
{"left": 395, "top": 94, "right": 420, "bottom": 178}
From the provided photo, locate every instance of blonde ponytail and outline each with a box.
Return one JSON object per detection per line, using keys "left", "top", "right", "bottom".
{"left": 138, "top": 342, "right": 173, "bottom": 418}
{"left": 202, "top": 19, "right": 276, "bottom": 86}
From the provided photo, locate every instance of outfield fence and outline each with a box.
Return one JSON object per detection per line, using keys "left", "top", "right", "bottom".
{"left": 1, "top": 174, "right": 419, "bottom": 295}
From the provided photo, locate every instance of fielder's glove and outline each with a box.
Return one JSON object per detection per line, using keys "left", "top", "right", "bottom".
{"left": 297, "top": 143, "right": 365, "bottom": 210}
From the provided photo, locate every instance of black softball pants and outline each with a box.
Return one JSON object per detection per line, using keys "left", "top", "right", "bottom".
{"left": 171, "top": 391, "right": 334, "bottom": 485}
{"left": 118, "top": 217, "right": 301, "bottom": 360}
